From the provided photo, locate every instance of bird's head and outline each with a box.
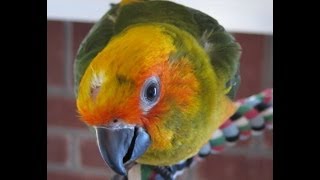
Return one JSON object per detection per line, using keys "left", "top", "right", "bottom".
{"left": 76, "top": 24, "right": 235, "bottom": 175}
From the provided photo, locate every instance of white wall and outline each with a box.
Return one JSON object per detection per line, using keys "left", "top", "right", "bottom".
{"left": 47, "top": 0, "right": 273, "bottom": 35}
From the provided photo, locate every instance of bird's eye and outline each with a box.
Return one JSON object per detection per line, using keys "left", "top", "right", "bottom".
{"left": 140, "top": 76, "right": 160, "bottom": 112}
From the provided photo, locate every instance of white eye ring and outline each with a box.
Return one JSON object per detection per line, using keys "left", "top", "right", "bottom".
{"left": 140, "top": 76, "right": 161, "bottom": 113}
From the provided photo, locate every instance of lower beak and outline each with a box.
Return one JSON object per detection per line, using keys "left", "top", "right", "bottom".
{"left": 94, "top": 124, "right": 151, "bottom": 176}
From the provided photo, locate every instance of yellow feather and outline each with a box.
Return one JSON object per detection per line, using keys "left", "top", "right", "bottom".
{"left": 120, "top": 0, "right": 142, "bottom": 6}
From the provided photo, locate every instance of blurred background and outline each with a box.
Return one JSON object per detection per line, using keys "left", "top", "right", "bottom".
{"left": 47, "top": 0, "right": 273, "bottom": 179}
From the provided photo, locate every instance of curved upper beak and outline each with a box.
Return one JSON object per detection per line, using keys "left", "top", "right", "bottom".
{"left": 94, "top": 124, "right": 151, "bottom": 176}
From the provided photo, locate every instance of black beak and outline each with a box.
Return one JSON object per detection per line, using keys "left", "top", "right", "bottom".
{"left": 94, "top": 124, "right": 151, "bottom": 176}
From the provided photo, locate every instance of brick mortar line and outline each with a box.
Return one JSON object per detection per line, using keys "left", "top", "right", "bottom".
{"left": 64, "top": 21, "right": 76, "bottom": 98}
{"left": 223, "top": 146, "right": 273, "bottom": 159}
{"left": 47, "top": 163, "right": 112, "bottom": 177}
{"left": 224, "top": 134, "right": 272, "bottom": 159}
{"left": 47, "top": 126, "right": 94, "bottom": 139}
{"left": 250, "top": 134, "right": 265, "bottom": 152}
{"left": 47, "top": 86, "right": 73, "bottom": 98}
{"left": 66, "top": 134, "right": 78, "bottom": 169}
{"left": 74, "top": 136, "right": 83, "bottom": 170}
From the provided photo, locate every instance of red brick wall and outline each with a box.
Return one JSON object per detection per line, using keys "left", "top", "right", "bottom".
{"left": 47, "top": 20, "right": 273, "bottom": 180}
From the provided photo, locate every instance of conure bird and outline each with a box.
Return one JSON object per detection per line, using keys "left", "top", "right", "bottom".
{"left": 74, "top": 0, "right": 241, "bottom": 176}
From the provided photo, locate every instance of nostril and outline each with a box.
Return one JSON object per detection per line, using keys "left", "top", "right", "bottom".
{"left": 106, "top": 119, "right": 122, "bottom": 128}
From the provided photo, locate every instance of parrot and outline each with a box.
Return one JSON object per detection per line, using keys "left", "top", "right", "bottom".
{"left": 74, "top": 0, "right": 241, "bottom": 176}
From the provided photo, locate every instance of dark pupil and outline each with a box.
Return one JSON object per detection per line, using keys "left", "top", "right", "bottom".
{"left": 146, "top": 83, "right": 157, "bottom": 101}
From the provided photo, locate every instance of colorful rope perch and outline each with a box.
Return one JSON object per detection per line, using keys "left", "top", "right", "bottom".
{"left": 140, "top": 88, "right": 273, "bottom": 180}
